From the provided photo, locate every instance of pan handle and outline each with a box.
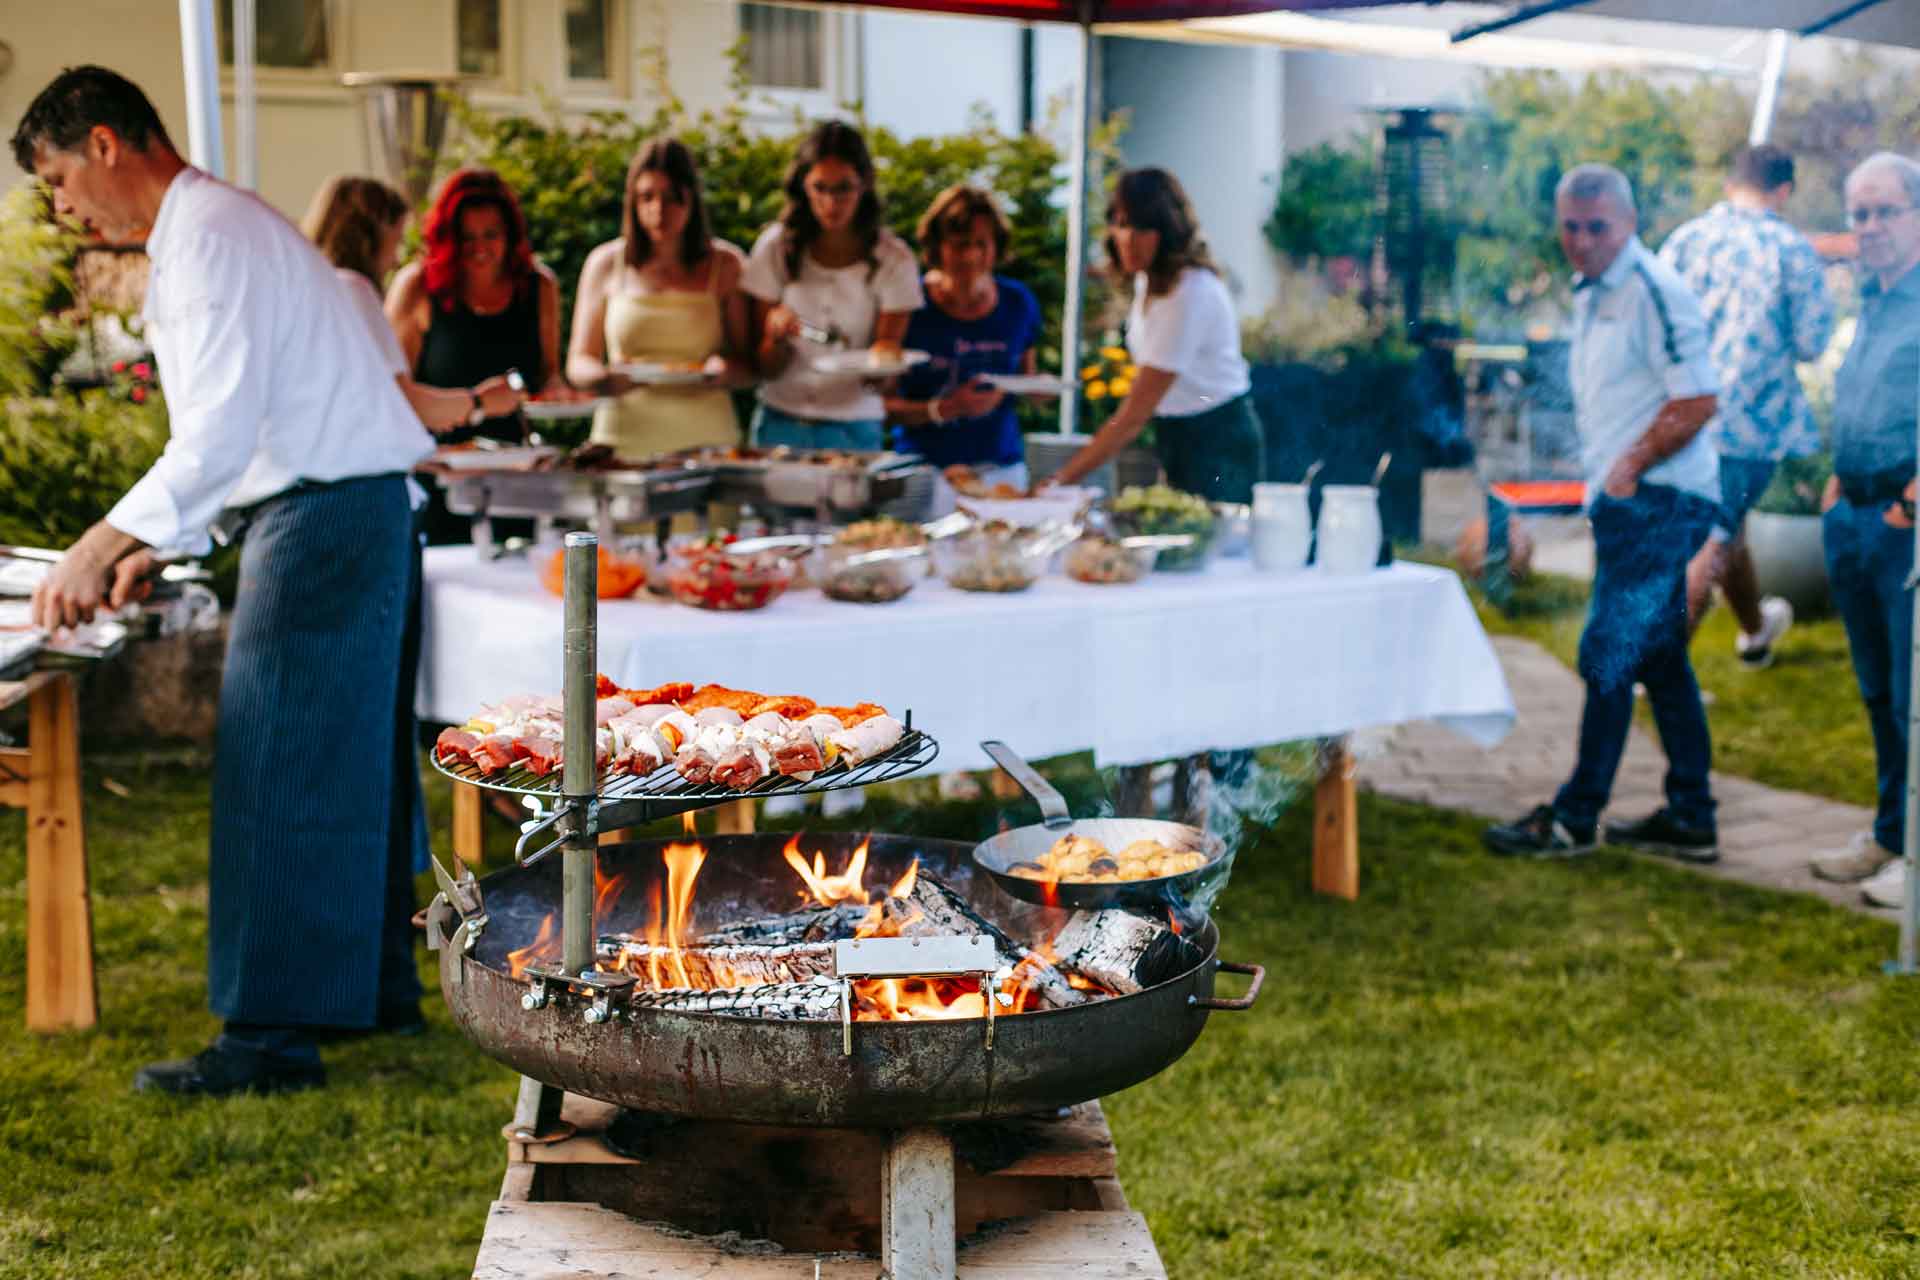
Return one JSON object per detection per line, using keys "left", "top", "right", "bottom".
{"left": 1191, "top": 960, "right": 1264, "bottom": 1012}
{"left": 980, "top": 739, "right": 1074, "bottom": 829}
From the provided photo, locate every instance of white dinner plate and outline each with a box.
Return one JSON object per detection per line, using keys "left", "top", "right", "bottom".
{"left": 522, "top": 398, "right": 611, "bottom": 421}
{"left": 429, "top": 445, "right": 563, "bottom": 471}
{"left": 617, "top": 362, "right": 712, "bottom": 387}
{"left": 984, "top": 373, "right": 1069, "bottom": 397}
{"left": 810, "top": 348, "right": 932, "bottom": 377}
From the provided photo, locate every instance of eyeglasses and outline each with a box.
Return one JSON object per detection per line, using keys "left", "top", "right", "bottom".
{"left": 1849, "top": 204, "right": 1916, "bottom": 227}
{"left": 805, "top": 180, "right": 862, "bottom": 201}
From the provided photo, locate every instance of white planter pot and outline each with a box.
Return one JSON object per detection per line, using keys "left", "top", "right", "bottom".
{"left": 1745, "top": 511, "right": 1830, "bottom": 615}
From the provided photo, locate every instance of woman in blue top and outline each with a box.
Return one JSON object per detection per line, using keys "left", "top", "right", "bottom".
{"left": 887, "top": 185, "right": 1042, "bottom": 512}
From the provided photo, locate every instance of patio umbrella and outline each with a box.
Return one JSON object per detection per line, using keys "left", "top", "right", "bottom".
{"left": 1452, "top": 1, "right": 1920, "bottom": 48}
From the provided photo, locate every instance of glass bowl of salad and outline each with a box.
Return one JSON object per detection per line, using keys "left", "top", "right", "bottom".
{"left": 663, "top": 541, "right": 796, "bottom": 611}
{"left": 1109, "top": 485, "right": 1218, "bottom": 572}
{"left": 930, "top": 520, "right": 1070, "bottom": 593}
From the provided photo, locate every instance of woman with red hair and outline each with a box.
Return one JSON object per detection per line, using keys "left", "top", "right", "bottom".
{"left": 388, "top": 167, "right": 576, "bottom": 541}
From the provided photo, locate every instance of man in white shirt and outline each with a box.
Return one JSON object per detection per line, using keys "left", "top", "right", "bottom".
{"left": 1484, "top": 164, "right": 1724, "bottom": 863}
{"left": 16, "top": 66, "right": 436, "bottom": 1096}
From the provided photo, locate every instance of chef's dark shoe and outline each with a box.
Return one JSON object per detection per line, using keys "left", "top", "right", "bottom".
{"left": 1604, "top": 808, "right": 1719, "bottom": 864}
{"left": 133, "top": 1043, "right": 326, "bottom": 1098}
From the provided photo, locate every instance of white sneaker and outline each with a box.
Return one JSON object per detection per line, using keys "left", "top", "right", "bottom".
{"left": 1862, "top": 857, "right": 1906, "bottom": 909}
{"left": 761, "top": 793, "right": 810, "bottom": 819}
{"left": 1811, "top": 830, "right": 1898, "bottom": 882}
{"left": 1736, "top": 597, "right": 1793, "bottom": 669}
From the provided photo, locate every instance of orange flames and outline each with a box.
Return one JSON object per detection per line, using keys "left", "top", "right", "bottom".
{"left": 506, "top": 913, "right": 558, "bottom": 979}
{"left": 513, "top": 833, "right": 1104, "bottom": 1021}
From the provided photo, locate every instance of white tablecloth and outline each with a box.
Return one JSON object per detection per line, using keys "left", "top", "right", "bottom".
{"left": 419, "top": 550, "right": 1515, "bottom": 772}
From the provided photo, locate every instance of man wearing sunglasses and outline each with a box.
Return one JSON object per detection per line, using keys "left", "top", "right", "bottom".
{"left": 1485, "top": 164, "right": 1722, "bottom": 862}
{"left": 1810, "top": 153, "right": 1920, "bottom": 907}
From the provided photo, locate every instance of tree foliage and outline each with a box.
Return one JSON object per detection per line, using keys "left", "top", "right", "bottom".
{"left": 1263, "top": 138, "right": 1375, "bottom": 265}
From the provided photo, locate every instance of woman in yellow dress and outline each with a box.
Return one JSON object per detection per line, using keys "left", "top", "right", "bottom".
{"left": 567, "top": 139, "right": 752, "bottom": 455}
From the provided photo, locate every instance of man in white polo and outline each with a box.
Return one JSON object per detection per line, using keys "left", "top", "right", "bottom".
{"left": 1485, "top": 164, "right": 1723, "bottom": 862}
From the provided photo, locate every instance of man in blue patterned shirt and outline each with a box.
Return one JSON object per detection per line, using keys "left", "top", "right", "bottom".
{"left": 1660, "top": 144, "right": 1834, "bottom": 668}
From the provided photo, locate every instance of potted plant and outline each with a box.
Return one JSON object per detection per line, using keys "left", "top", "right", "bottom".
{"left": 1745, "top": 451, "right": 1832, "bottom": 616}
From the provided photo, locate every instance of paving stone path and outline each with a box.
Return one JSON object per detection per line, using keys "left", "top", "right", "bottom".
{"left": 1357, "top": 635, "right": 1894, "bottom": 920}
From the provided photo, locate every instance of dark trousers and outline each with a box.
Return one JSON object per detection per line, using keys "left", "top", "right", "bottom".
{"left": 1553, "top": 484, "right": 1718, "bottom": 831}
{"left": 1823, "top": 497, "right": 1915, "bottom": 853}
{"left": 1152, "top": 393, "right": 1266, "bottom": 505}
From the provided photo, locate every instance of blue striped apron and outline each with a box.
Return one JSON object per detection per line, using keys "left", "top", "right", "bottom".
{"left": 207, "top": 473, "right": 418, "bottom": 1028}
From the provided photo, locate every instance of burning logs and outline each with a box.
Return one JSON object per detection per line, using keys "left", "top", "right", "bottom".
{"left": 598, "top": 938, "right": 836, "bottom": 988}
{"left": 693, "top": 904, "right": 870, "bottom": 947}
{"left": 879, "top": 873, "right": 1094, "bottom": 1011}
{"left": 627, "top": 976, "right": 845, "bottom": 1021}
{"left": 1049, "top": 911, "right": 1197, "bottom": 996}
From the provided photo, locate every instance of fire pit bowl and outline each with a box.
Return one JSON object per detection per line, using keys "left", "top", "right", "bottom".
{"left": 432, "top": 832, "right": 1259, "bottom": 1127}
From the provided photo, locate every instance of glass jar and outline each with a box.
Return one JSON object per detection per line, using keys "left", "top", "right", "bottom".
{"left": 1315, "top": 485, "right": 1382, "bottom": 575}
{"left": 1250, "top": 482, "right": 1311, "bottom": 573}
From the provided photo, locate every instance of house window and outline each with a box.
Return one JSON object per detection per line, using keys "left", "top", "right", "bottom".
{"left": 218, "top": 0, "right": 331, "bottom": 69}
{"left": 565, "top": 0, "right": 612, "bottom": 82}
{"left": 458, "top": 0, "right": 504, "bottom": 79}
{"left": 742, "top": 2, "right": 823, "bottom": 91}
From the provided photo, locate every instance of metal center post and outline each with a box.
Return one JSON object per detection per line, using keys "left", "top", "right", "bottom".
{"left": 562, "top": 531, "right": 598, "bottom": 977}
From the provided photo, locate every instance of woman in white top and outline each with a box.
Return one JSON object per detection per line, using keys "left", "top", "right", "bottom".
{"left": 744, "top": 121, "right": 924, "bottom": 451}
{"left": 1048, "top": 168, "right": 1262, "bottom": 502}
{"left": 301, "top": 176, "right": 524, "bottom": 434}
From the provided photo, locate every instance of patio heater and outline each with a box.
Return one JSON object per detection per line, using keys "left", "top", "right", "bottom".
{"left": 1371, "top": 105, "right": 1459, "bottom": 337}
{"left": 340, "top": 71, "right": 470, "bottom": 206}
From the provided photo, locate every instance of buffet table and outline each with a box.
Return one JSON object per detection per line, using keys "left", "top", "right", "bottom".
{"left": 420, "top": 550, "right": 1514, "bottom": 897}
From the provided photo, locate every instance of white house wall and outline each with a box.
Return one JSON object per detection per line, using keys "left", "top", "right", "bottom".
{"left": 1100, "top": 35, "right": 1285, "bottom": 317}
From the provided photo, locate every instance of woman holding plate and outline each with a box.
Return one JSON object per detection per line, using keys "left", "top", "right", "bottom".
{"left": 567, "top": 139, "right": 752, "bottom": 456}
{"left": 744, "top": 121, "right": 924, "bottom": 451}
{"left": 1045, "top": 168, "right": 1262, "bottom": 503}
{"left": 886, "top": 184, "right": 1044, "bottom": 512}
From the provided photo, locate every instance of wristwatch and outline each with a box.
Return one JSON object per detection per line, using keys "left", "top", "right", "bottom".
{"left": 467, "top": 389, "right": 488, "bottom": 428}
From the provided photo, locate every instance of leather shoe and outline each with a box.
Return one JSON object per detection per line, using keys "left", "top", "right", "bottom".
{"left": 133, "top": 1042, "right": 326, "bottom": 1098}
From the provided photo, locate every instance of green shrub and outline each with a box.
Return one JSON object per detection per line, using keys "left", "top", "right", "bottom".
{"left": 0, "top": 183, "right": 172, "bottom": 549}
{"left": 1263, "top": 138, "right": 1375, "bottom": 265}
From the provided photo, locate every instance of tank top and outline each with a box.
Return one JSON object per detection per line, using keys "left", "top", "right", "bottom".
{"left": 590, "top": 290, "right": 741, "bottom": 455}
{"left": 413, "top": 284, "right": 545, "bottom": 444}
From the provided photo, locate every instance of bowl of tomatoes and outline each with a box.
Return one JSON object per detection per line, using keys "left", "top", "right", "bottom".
{"left": 663, "top": 541, "right": 796, "bottom": 612}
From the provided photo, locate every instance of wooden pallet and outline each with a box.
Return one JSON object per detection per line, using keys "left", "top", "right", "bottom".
{"left": 474, "top": 1093, "right": 1167, "bottom": 1279}
{"left": 3, "top": 672, "right": 97, "bottom": 1032}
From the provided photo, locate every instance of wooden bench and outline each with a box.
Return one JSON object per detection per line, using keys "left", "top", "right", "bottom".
{"left": 2, "top": 672, "right": 98, "bottom": 1032}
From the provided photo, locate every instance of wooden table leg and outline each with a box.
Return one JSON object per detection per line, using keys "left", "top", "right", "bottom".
{"left": 453, "top": 781, "right": 485, "bottom": 867}
{"left": 25, "top": 673, "right": 97, "bottom": 1032}
{"left": 1312, "top": 737, "right": 1358, "bottom": 901}
{"left": 713, "top": 799, "right": 756, "bottom": 835}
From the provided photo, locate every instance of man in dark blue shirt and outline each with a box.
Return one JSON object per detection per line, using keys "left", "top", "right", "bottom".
{"left": 1811, "top": 153, "right": 1920, "bottom": 907}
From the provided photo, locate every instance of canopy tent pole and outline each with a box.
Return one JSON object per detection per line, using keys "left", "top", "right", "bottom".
{"left": 1059, "top": 9, "right": 1094, "bottom": 436}
{"left": 177, "top": 0, "right": 226, "bottom": 177}
{"left": 233, "top": 0, "right": 258, "bottom": 188}
{"left": 1747, "top": 28, "right": 1792, "bottom": 144}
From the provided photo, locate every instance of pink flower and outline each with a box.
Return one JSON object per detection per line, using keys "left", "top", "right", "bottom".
{"left": 130, "top": 387, "right": 147, "bottom": 403}
{"left": 111, "top": 360, "right": 127, "bottom": 374}
{"left": 132, "top": 362, "right": 152, "bottom": 380}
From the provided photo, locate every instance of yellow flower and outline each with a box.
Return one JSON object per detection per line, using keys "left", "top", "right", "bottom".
{"left": 1086, "top": 379, "right": 1109, "bottom": 400}
{"left": 1101, "top": 345, "right": 1129, "bottom": 362}
{"left": 1109, "top": 377, "right": 1132, "bottom": 399}
{"left": 1081, "top": 364, "right": 1103, "bottom": 381}
{"left": 1122, "top": 363, "right": 1138, "bottom": 378}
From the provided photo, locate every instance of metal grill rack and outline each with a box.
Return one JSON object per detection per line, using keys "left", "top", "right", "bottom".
{"left": 432, "top": 724, "right": 939, "bottom": 860}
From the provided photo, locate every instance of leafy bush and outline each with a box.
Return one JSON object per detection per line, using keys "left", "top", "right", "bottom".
{"left": 1263, "top": 138, "right": 1375, "bottom": 265}
{"left": 0, "top": 185, "right": 171, "bottom": 548}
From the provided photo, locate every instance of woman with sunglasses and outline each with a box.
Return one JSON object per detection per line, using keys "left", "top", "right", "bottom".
{"left": 744, "top": 121, "right": 924, "bottom": 450}
{"left": 1046, "top": 167, "right": 1262, "bottom": 503}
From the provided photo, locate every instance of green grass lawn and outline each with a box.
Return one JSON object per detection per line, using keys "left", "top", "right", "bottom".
{"left": 5, "top": 756, "right": 1919, "bottom": 1277}
{"left": 1463, "top": 566, "right": 1877, "bottom": 809}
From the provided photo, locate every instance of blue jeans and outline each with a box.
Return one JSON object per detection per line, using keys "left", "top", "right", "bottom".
{"left": 752, "top": 404, "right": 885, "bottom": 451}
{"left": 1823, "top": 497, "right": 1915, "bottom": 852}
{"left": 1553, "top": 484, "right": 1719, "bottom": 832}
{"left": 1713, "top": 456, "right": 1778, "bottom": 541}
